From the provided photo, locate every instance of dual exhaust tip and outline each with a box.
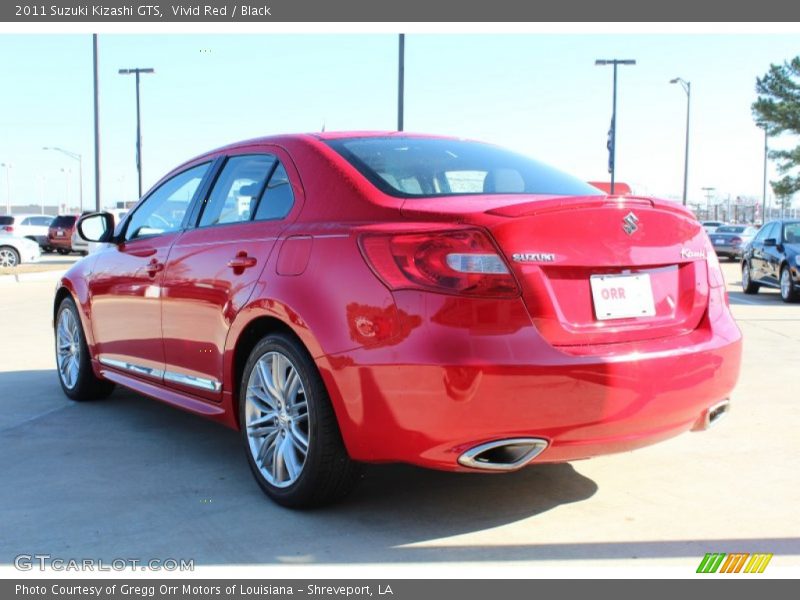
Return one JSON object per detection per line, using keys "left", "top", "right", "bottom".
{"left": 458, "top": 438, "right": 549, "bottom": 471}
{"left": 459, "top": 399, "right": 731, "bottom": 471}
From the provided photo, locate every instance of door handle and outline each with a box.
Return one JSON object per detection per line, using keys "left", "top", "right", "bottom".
{"left": 227, "top": 252, "right": 258, "bottom": 270}
{"left": 145, "top": 258, "right": 164, "bottom": 275}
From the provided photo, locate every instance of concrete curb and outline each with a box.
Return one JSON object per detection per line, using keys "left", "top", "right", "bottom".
{"left": 0, "top": 269, "right": 66, "bottom": 285}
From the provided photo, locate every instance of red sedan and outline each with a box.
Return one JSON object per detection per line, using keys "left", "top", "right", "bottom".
{"left": 55, "top": 133, "right": 742, "bottom": 507}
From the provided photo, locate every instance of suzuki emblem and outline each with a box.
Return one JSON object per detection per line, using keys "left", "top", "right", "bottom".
{"left": 622, "top": 211, "right": 639, "bottom": 236}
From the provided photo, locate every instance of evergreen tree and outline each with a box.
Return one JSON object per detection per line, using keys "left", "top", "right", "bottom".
{"left": 752, "top": 57, "right": 800, "bottom": 199}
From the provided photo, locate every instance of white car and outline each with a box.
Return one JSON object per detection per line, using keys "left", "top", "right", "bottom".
{"left": 701, "top": 220, "right": 726, "bottom": 234}
{"left": 0, "top": 214, "right": 54, "bottom": 250}
{"left": 0, "top": 234, "right": 42, "bottom": 267}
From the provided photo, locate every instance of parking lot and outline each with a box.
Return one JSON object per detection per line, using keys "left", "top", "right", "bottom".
{"left": 0, "top": 259, "right": 798, "bottom": 573}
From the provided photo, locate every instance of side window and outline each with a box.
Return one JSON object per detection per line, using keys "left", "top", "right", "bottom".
{"left": 765, "top": 222, "right": 780, "bottom": 242}
{"left": 33, "top": 216, "right": 53, "bottom": 226}
{"left": 125, "top": 163, "right": 209, "bottom": 242}
{"left": 254, "top": 162, "right": 295, "bottom": 221}
{"left": 21, "top": 217, "right": 33, "bottom": 226}
{"left": 199, "top": 155, "right": 276, "bottom": 228}
{"left": 753, "top": 223, "right": 771, "bottom": 244}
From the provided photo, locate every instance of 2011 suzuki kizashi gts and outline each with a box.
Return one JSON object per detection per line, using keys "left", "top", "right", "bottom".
{"left": 54, "top": 133, "right": 742, "bottom": 507}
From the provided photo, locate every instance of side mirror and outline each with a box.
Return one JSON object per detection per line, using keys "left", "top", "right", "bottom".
{"left": 77, "top": 212, "right": 115, "bottom": 244}
{"left": 763, "top": 238, "right": 777, "bottom": 247}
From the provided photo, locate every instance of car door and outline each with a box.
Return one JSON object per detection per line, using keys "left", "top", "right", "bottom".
{"left": 749, "top": 222, "right": 774, "bottom": 281}
{"left": 160, "top": 149, "right": 302, "bottom": 401}
{"left": 760, "top": 222, "right": 783, "bottom": 284}
{"left": 88, "top": 162, "right": 212, "bottom": 381}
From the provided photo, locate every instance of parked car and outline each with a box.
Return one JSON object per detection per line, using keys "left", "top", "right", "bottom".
{"left": 71, "top": 209, "right": 128, "bottom": 255}
{"left": 0, "top": 213, "right": 54, "bottom": 250}
{"left": 0, "top": 234, "right": 41, "bottom": 267}
{"left": 708, "top": 225, "right": 758, "bottom": 260}
{"left": 701, "top": 220, "right": 726, "bottom": 234}
{"left": 48, "top": 215, "right": 80, "bottom": 254}
{"left": 742, "top": 219, "right": 800, "bottom": 302}
{"left": 57, "top": 133, "right": 742, "bottom": 507}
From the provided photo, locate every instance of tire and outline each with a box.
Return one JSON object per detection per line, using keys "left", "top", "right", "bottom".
{"left": 239, "top": 333, "right": 361, "bottom": 508}
{"left": 0, "top": 246, "right": 20, "bottom": 268}
{"left": 742, "top": 262, "right": 760, "bottom": 294}
{"left": 55, "top": 297, "right": 116, "bottom": 401}
{"left": 780, "top": 266, "right": 799, "bottom": 303}
{"left": 56, "top": 248, "right": 69, "bottom": 255}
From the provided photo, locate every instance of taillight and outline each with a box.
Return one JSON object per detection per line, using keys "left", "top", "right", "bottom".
{"left": 359, "top": 229, "right": 520, "bottom": 298}
{"left": 2, "top": 225, "right": 13, "bottom": 233}
{"left": 730, "top": 237, "right": 742, "bottom": 245}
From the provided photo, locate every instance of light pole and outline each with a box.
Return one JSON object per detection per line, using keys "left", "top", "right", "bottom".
{"left": 119, "top": 67, "right": 155, "bottom": 199}
{"left": 759, "top": 124, "right": 768, "bottom": 224}
{"left": 398, "top": 34, "right": 405, "bottom": 132}
{"left": 43, "top": 147, "right": 83, "bottom": 212}
{"left": 701, "top": 186, "right": 716, "bottom": 220}
{"left": 0, "top": 162, "right": 11, "bottom": 214}
{"left": 61, "top": 168, "right": 72, "bottom": 212}
{"left": 670, "top": 77, "right": 691, "bottom": 206}
{"left": 595, "top": 59, "right": 636, "bottom": 195}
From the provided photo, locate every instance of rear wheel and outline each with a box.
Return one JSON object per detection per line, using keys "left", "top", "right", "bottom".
{"left": 780, "top": 266, "right": 799, "bottom": 303}
{"left": 55, "top": 297, "right": 115, "bottom": 400}
{"left": 742, "top": 262, "right": 760, "bottom": 294}
{"left": 0, "top": 246, "right": 20, "bottom": 267}
{"left": 239, "top": 334, "right": 360, "bottom": 508}
{"left": 56, "top": 248, "right": 69, "bottom": 255}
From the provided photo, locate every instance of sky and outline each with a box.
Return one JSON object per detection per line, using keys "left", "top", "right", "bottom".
{"left": 0, "top": 33, "right": 799, "bottom": 213}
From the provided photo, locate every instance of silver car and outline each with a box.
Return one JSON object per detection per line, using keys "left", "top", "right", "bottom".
{"left": 709, "top": 225, "right": 758, "bottom": 260}
{"left": 0, "top": 234, "right": 42, "bottom": 267}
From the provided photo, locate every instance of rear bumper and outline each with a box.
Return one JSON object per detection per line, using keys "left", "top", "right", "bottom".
{"left": 48, "top": 236, "right": 72, "bottom": 250}
{"left": 317, "top": 287, "right": 742, "bottom": 471}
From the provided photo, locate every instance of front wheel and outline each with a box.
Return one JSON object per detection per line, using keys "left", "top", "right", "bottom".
{"left": 780, "top": 266, "right": 799, "bottom": 303}
{"left": 742, "top": 262, "right": 760, "bottom": 294}
{"left": 0, "top": 246, "right": 20, "bottom": 267}
{"left": 55, "top": 297, "right": 116, "bottom": 400}
{"left": 239, "top": 334, "right": 361, "bottom": 508}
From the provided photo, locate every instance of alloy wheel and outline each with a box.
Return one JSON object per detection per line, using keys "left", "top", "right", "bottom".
{"left": 781, "top": 268, "right": 793, "bottom": 300}
{"left": 56, "top": 308, "right": 81, "bottom": 389}
{"left": 244, "top": 351, "right": 309, "bottom": 488}
{"left": 0, "top": 247, "right": 19, "bottom": 267}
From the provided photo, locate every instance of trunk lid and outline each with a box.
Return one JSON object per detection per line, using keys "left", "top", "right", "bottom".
{"left": 404, "top": 195, "right": 711, "bottom": 347}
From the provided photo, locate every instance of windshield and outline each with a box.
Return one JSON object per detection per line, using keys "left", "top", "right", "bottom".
{"left": 51, "top": 216, "right": 77, "bottom": 228}
{"left": 716, "top": 226, "right": 746, "bottom": 233}
{"left": 326, "top": 137, "right": 602, "bottom": 199}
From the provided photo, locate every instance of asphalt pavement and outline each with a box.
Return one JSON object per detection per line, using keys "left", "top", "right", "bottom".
{"left": 1, "top": 260, "right": 798, "bottom": 574}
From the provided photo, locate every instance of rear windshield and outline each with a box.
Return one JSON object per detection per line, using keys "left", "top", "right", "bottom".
{"left": 326, "top": 137, "right": 603, "bottom": 199}
{"left": 51, "top": 216, "right": 77, "bottom": 227}
{"left": 0, "top": 216, "right": 13, "bottom": 225}
{"left": 716, "top": 226, "right": 747, "bottom": 233}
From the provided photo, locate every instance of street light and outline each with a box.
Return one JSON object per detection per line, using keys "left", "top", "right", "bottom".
{"left": 43, "top": 147, "right": 83, "bottom": 212}
{"left": 0, "top": 162, "right": 12, "bottom": 215}
{"left": 398, "top": 34, "right": 405, "bottom": 132}
{"left": 595, "top": 59, "right": 636, "bottom": 195}
{"left": 119, "top": 67, "right": 155, "bottom": 199}
{"left": 758, "top": 123, "right": 768, "bottom": 224}
{"left": 701, "top": 186, "right": 716, "bottom": 220}
{"left": 60, "top": 167, "right": 73, "bottom": 212}
{"left": 670, "top": 77, "right": 691, "bottom": 206}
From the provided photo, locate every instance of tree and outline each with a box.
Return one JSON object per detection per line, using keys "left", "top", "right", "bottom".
{"left": 752, "top": 56, "right": 800, "bottom": 198}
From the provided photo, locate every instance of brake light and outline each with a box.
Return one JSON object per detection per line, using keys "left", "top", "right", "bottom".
{"left": 730, "top": 237, "right": 742, "bottom": 245}
{"left": 2, "top": 225, "right": 13, "bottom": 233}
{"left": 359, "top": 229, "right": 520, "bottom": 298}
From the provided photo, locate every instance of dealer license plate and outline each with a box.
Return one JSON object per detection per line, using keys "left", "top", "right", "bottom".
{"left": 590, "top": 273, "right": 656, "bottom": 321}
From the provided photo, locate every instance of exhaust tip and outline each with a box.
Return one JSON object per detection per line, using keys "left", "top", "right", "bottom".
{"left": 458, "top": 438, "right": 548, "bottom": 471}
{"left": 704, "top": 399, "right": 731, "bottom": 429}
